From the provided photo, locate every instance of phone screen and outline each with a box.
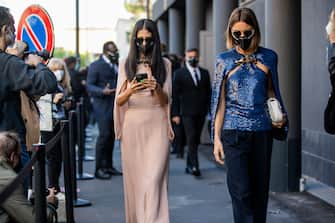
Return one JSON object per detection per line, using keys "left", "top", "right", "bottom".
{"left": 136, "top": 73, "right": 148, "bottom": 82}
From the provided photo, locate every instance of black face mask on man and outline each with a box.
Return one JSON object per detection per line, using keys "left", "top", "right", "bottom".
{"left": 187, "top": 57, "right": 199, "bottom": 67}
{"left": 135, "top": 37, "right": 154, "bottom": 55}
{"left": 107, "top": 51, "right": 119, "bottom": 63}
{"left": 232, "top": 29, "right": 255, "bottom": 51}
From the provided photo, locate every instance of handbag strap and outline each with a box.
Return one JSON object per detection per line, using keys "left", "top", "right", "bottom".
{"left": 266, "top": 71, "right": 276, "bottom": 98}
{"left": 253, "top": 60, "right": 275, "bottom": 98}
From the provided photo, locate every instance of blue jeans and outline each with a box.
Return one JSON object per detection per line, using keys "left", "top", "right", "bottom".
{"left": 20, "top": 143, "right": 30, "bottom": 168}
{"left": 222, "top": 130, "right": 273, "bottom": 223}
{"left": 19, "top": 143, "right": 30, "bottom": 195}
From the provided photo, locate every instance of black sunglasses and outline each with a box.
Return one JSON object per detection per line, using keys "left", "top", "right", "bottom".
{"left": 135, "top": 37, "right": 154, "bottom": 45}
{"left": 231, "top": 29, "right": 255, "bottom": 40}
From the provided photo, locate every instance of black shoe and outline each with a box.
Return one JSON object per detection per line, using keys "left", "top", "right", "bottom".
{"left": 106, "top": 167, "right": 122, "bottom": 176}
{"left": 95, "top": 169, "right": 111, "bottom": 180}
{"left": 192, "top": 167, "right": 201, "bottom": 177}
{"left": 185, "top": 166, "right": 192, "bottom": 174}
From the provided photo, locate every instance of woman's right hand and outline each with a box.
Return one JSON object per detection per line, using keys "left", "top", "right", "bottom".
{"left": 213, "top": 138, "right": 225, "bottom": 165}
{"left": 127, "top": 78, "right": 145, "bottom": 95}
{"left": 116, "top": 78, "right": 145, "bottom": 106}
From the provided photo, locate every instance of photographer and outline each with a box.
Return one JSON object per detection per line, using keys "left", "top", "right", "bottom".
{"left": 40, "top": 58, "right": 73, "bottom": 195}
{"left": 0, "top": 6, "right": 57, "bottom": 170}
{"left": 6, "top": 40, "right": 41, "bottom": 153}
{"left": 0, "top": 132, "right": 58, "bottom": 223}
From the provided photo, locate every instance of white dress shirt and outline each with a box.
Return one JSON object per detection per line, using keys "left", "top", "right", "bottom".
{"left": 186, "top": 61, "right": 201, "bottom": 86}
{"left": 102, "top": 54, "right": 118, "bottom": 74}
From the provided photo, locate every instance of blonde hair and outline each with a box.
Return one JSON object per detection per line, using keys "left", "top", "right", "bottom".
{"left": 226, "top": 7, "right": 261, "bottom": 52}
{"left": 47, "top": 58, "right": 72, "bottom": 93}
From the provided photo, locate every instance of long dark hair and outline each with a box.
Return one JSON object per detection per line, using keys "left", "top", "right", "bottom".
{"left": 125, "top": 19, "right": 166, "bottom": 86}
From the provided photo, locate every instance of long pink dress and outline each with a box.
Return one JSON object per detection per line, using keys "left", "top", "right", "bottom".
{"left": 114, "top": 59, "right": 174, "bottom": 223}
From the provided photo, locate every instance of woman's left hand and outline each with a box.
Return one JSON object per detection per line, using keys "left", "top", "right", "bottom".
{"left": 142, "top": 78, "right": 158, "bottom": 91}
{"left": 272, "top": 115, "right": 287, "bottom": 128}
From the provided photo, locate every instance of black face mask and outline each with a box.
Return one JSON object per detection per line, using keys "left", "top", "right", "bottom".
{"left": 135, "top": 37, "right": 154, "bottom": 55}
{"left": 188, "top": 57, "right": 199, "bottom": 67}
{"left": 234, "top": 38, "right": 252, "bottom": 51}
{"left": 232, "top": 29, "right": 255, "bottom": 51}
{"left": 107, "top": 52, "right": 119, "bottom": 63}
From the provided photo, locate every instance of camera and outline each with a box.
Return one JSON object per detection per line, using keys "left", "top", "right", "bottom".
{"left": 23, "top": 49, "right": 50, "bottom": 61}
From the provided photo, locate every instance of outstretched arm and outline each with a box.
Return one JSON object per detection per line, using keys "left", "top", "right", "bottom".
{"left": 213, "top": 80, "right": 226, "bottom": 165}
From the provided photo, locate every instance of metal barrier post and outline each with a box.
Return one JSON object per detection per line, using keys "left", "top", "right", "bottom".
{"left": 33, "top": 144, "right": 47, "bottom": 223}
{"left": 76, "top": 101, "right": 94, "bottom": 180}
{"left": 80, "top": 97, "right": 95, "bottom": 161}
{"left": 69, "top": 111, "right": 92, "bottom": 207}
{"left": 61, "top": 120, "right": 75, "bottom": 223}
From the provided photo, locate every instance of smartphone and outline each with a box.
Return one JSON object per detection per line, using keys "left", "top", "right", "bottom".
{"left": 135, "top": 73, "right": 148, "bottom": 83}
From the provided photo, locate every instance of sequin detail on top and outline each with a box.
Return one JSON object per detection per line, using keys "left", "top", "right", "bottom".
{"left": 210, "top": 47, "right": 288, "bottom": 142}
{"left": 223, "top": 63, "right": 272, "bottom": 131}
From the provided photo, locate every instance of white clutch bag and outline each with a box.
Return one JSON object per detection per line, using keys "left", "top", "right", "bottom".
{"left": 267, "top": 97, "right": 283, "bottom": 123}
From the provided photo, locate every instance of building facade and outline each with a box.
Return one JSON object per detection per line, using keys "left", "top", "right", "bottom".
{"left": 153, "top": 0, "right": 335, "bottom": 204}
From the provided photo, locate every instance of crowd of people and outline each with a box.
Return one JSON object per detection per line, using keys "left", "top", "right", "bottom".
{"left": 0, "top": 4, "right": 334, "bottom": 223}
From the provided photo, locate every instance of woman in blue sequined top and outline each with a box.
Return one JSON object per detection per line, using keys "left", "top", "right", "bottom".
{"left": 211, "top": 8, "right": 288, "bottom": 223}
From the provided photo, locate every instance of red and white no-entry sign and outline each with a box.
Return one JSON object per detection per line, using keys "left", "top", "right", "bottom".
{"left": 16, "top": 5, "right": 54, "bottom": 55}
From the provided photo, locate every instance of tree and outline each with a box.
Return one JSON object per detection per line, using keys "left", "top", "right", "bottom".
{"left": 124, "top": 0, "right": 150, "bottom": 19}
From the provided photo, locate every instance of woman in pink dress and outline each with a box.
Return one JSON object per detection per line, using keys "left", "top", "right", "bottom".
{"left": 114, "top": 19, "right": 174, "bottom": 223}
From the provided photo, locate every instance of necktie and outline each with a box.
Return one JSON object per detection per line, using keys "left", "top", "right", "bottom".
{"left": 194, "top": 69, "right": 200, "bottom": 86}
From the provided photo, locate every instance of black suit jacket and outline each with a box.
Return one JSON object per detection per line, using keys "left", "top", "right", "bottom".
{"left": 87, "top": 56, "right": 118, "bottom": 121}
{"left": 172, "top": 66, "right": 211, "bottom": 117}
{"left": 329, "top": 43, "right": 335, "bottom": 89}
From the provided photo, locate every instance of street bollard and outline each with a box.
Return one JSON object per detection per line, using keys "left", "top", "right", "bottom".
{"left": 80, "top": 97, "right": 95, "bottom": 161}
{"left": 76, "top": 101, "right": 94, "bottom": 180}
{"left": 33, "top": 144, "right": 47, "bottom": 223}
{"left": 61, "top": 120, "right": 75, "bottom": 223}
{"left": 69, "top": 111, "right": 92, "bottom": 207}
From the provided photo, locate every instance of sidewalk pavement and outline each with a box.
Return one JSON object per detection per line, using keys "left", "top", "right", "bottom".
{"left": 64, "top": 125, "right": 335, "bottom": 223}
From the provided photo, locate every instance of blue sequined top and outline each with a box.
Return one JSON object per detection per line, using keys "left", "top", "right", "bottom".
{"left": 210, "top": 47, "right": 288, "bottom": 140}
{"left": 223, "top": 62, "right": 272, "bottom": 131}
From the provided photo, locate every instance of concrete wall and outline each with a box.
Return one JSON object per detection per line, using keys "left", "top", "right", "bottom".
{"left": 153, "top": 0, "right": 335, "bottom": 189}
{"left": 241, "top": 0, "right": 265, "bottom": 46}
{"left": 301, "top": 0, "right": 335, "bottom": 187}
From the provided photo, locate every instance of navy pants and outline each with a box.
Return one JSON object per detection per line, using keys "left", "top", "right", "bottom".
{"left": 222, "top": 130, "right": 273, "bottom": 223}
{"left": 95, "top": 118, "right": 115, "bottom": 171}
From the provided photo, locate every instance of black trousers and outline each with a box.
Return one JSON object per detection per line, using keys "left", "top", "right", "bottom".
{"left": 222, "top": 130, "right": 273, "bottom": 223}
{"left": 172, "top": 120, "right": 186, "bottom": 156}
{"left": 41, "top": 124, "right": 62, "bottom": 192}
{"left": 182, "top": 115, "right": 205, "bottom": 169}
{"left": 95, "top": 118, "right": 115, "bottom": 171}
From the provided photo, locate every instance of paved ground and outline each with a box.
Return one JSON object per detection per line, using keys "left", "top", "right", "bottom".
{"left": 61, "top": 125, "right": 335, "bottom": 223}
